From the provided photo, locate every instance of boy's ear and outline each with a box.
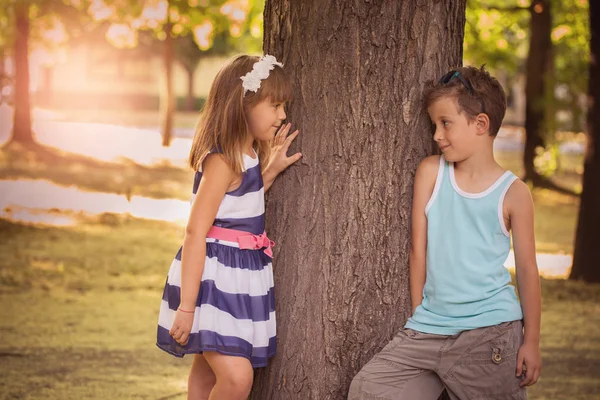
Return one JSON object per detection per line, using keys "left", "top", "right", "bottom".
{"left": 475, "top": 113, "right": 490, "bottom": 135}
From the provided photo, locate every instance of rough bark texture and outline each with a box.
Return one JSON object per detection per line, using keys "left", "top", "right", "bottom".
{"left": 570, "top": 0, "right": 600, "bottom": 283}
{"left": 12, "top": 3, "right": 34, "bottom": 143}
{"left": 252, "top": 1, "right": 466, "bottom": 399}
{"left": 523, "top": 0, "right": 551, "bottom": 184}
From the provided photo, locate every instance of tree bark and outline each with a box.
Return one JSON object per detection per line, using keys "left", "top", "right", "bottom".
{"left": 570, "top": 0, "right": 600, "bottom": 283}
{"left": 161, "top": 15, "right": 175, "bottom": 147}
{"left": 252, "top": 1, "right": 467, "bottom": 399}
{"left": 11, "top": 2, "right": 34, "bottom": 144}
{"left": 523, "top": 0, "right": 552, "bottom": 184}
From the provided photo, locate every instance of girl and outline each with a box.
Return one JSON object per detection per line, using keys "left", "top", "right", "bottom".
{"left": 156, "top": 54, "right": 302, "bottom": 400}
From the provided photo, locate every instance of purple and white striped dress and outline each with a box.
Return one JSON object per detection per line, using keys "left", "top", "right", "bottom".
{"left": 156, "top": 152, "right": 276, "bottom": 367}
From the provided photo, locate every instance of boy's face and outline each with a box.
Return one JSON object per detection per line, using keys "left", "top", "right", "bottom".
{"left": 427, "top": 97, "right": 481, "bottom": 162}
{"left": 247, "top": 98, "right": 287, "bottom": 142}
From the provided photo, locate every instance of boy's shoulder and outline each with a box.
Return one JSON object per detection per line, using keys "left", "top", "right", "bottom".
{"left": 415, "top": 155, "right": 443, "bottom": 181}
{"left": 504, "top": 177, "right": 533, "bottom": 209}
{"left": 418, "top": 155, "right": 442, "bottom": 171}
{"left": 413, "top": 156, "right": 443, "bottom": 200}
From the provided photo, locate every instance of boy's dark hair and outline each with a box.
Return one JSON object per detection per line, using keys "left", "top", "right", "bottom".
{"left": 423, "top": 65, "right": 507, "bottom": 136}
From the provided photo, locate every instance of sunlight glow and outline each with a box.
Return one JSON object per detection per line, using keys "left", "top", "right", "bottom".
{"left": 193, "top": 20, "right": 214, "bottom": 50}
{"left": 88, "top": 0, "right": 114, "bottom": 21}
{"left": 220, "top": 0, "right": 250, "bottom": 23}
{"left": 250, "top": 17, "right": 263, "bottom": 38}
{"left": 552, "top": 25, "right": 572, "bottom": 42}
{"left": 42, "top": 18, "right": 68, "bottom": 44}
{"left": 229, "top": 23, "right": 242, "bottom": 38}
{"left": 105, "top": 23, "right": 138, "bottom": 48}
{"left": 169, "top": 6, "right": 181, "bottom": 22}
{"left": 141, "top": 0, "right": 169, "bottom": 23}
{"left": 496, "top": 39, "right": 508, "bottom": 49}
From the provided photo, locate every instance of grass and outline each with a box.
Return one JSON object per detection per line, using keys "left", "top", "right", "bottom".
{"left": 0, "top": 289, "right": 191, "bottom": 400}
{"left": 530, "top": 188, "right": 579, "bottom": 254}
{"left": 533, "top": 279, "right": 600, "bottom": 399}
{"left": 0, "top": 216, "right": 191, "bottom": 400}
{"left": 0, "top": 216, "right": 599, "bottom": 399}
{"left": 0, "top": 215, "right": 182, "bottom": 292}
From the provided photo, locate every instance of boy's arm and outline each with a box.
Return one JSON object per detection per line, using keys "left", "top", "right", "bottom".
{"left": 409, "top": 156, "right": 439, "bottom": 314}
{"left": 506, "top": 180, "right": 542, "bottom": 387}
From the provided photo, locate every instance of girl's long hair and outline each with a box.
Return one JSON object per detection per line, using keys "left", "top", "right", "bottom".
{"left": 189, "top": 54, "right": 293, "bottom": 173}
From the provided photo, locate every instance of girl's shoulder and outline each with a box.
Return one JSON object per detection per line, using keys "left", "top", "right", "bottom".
{"left": 201, "top": 153, "right": 237, "bottom": 181}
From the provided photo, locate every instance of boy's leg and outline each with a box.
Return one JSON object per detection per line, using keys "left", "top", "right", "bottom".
{"left": 439, "top": 320, "right": 527, "bottom": 400}
{"left": 348, "top": 328, "right": 446, "bottom": 400}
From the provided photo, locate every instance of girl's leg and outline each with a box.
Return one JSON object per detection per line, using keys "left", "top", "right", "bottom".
{"left": 188, "top": 354, "right": 217, "bottom": 400}
{"left": 203, "top": 351, "right": 254, "bottom": 400}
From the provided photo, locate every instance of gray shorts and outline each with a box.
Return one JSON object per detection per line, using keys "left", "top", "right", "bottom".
{"left": 348, "top": 320, "right": 526, "bottom": 400}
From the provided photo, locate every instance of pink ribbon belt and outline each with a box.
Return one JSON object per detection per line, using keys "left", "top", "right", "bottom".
{"left": 206, "top": 226, "right": 275, "bottom": 258}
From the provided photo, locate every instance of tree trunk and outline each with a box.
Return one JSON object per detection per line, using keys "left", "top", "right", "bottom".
{"left": 186, "top": 66, "right": 195, "bottom": 111}
{"left": 11, "top": 3, "right": 34, "bottom": 144}
{"left": 251, "top": 1, "right": 466, "bottom": 399}
{"left": 570, "top": 0, "right": 600, "bottom": 283}
{"left": 523, "top": 0, "right": 551, "bottom": 184}
{"left": 0, "top": 46, "right": 5, "bottom": 99}
{"left": 161, "top": 17, "right": 175, "bottom": 147}
{"left": 40, "top": 66, "right": 53, "bottom": 107}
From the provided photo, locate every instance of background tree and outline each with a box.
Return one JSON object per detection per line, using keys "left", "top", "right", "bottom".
{"left": 465, "top": 0, "right": 589, "bottom": 189}
{"left": 0, "top": 0, "right": 92, "bottom": 145}
{"left": 570, "top": 0, "right": 599, "bottom": 283}
{"left": 98, "top": 0, "right": 263, "bottom": 146}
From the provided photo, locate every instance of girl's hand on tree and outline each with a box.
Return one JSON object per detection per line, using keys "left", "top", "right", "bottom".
{"left": 169, "top": 308, "right": 195, "bottom": 346}
{"left": 268, "top": 122, "right": 302, "bottom": 175}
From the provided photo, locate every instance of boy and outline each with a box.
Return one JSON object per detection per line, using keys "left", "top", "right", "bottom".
{"left": 348, "top": 66, "right": 542, "bottom": 399}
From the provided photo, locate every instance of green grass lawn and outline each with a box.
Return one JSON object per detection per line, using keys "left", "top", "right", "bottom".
{"left": 0, "top": 216, "right": 192, "bottom": 400}
{"left": 0, "top": 215, "right": 599, "bottom": 399}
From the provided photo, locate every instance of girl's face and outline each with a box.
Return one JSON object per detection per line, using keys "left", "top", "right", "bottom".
{"left": 246, "top": 98, "right": 287, "bottom": 142}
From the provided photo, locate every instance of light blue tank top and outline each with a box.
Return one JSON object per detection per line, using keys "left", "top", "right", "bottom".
{"left": 405, "top": 156, "right": 523, "bottom": 335}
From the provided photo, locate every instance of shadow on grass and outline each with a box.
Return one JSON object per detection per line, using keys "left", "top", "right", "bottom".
{"left": 0, "top": 141, "right": 193, "bottom": 201}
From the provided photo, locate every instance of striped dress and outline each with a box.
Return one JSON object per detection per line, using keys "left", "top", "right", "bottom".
{"left": 156, "top": 151, "right": 276, "bottom": 368}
